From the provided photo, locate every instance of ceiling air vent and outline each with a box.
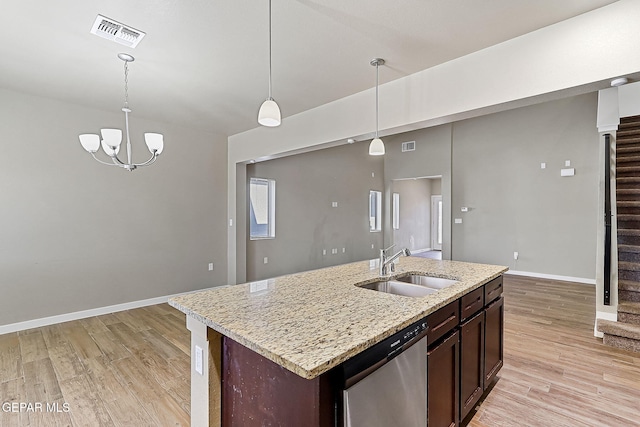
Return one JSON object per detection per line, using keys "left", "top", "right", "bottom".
{"left": 90, "top": 15, "right": 146, "bottom": 48}
{"left": 401, "top": 141, "right": 416, "bottom": 152}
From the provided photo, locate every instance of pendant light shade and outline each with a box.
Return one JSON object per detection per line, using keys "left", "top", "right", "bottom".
{"left": 258, "top": 98, "right": 281, "bottom": 127}
{"left": 258, "top": 0, "right": 281, "bottom": 127}
{"left": 369, "top": 58, "right": 385, "bottom": 156}
{"left": 369, "top": 137, "right": 385, "bottom": 156}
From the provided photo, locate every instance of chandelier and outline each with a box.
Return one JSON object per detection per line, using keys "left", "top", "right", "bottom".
{"left": 79, "top": 53, "right": 164, "bottom": 171}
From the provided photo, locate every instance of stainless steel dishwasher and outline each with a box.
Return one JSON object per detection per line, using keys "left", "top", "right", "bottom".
{"left": 340, "top": 317, "right": 428, "bottom": 427}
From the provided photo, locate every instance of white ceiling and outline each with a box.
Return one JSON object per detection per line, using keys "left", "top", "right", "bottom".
{"left": 0, "top": 0, "right": 618, "bottom": 136}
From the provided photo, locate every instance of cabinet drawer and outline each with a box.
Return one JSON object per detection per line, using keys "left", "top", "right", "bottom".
{"left": 460, "top": 287, "right": 484, "bottom": 321}
{"left": 484, "top": 276, "right": 503, "bottom": 304}
{"left": 427, "top": 300, "right": 460, "bottom": 347}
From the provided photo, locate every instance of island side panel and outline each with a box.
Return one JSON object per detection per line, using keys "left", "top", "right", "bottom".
{"left": 187, "top": 316, "right": 222, "bottom": 427}
{"left": 222, "top": 337, "right": 335, "bottom": 427}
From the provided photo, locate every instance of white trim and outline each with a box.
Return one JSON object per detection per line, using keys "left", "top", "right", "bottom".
{"left": 594, "top": 310, "right": 618, "bottom": 338}
{"left": 410, "top": 248, "right": 433, "bottom": 254}
{"left": 506, "top": 270, "right": 595, "bottom": 285}
{"left": 0, "top": 290, "right": 197, "bottom": 335}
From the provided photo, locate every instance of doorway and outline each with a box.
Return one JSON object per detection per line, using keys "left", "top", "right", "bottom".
{"left": 431, "top": 195, "right": 442, "bottom": 251}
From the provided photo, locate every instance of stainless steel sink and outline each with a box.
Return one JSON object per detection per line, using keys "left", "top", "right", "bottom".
{"left": 395, "top": 274, "right": 459, "bottom": 289}
{"left": 358, "top": 280, "right": 439, "bottom": 297}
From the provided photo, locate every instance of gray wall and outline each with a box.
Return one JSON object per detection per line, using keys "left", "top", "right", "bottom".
{"left": 451, "top": 93, "right": 599, "bottom": 278}
{"left": 0, "top": 88, "right": 228, "bottom": 326}
{"left": 246, "top": 143, "right": 384, "bottom": 281}
{"left": 391, "top": 179, "right": 434, "bottom": 252}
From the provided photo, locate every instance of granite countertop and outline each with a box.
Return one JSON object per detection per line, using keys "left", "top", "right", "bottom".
{"left": 169, "top": 257, "right": 508, "bottom": 379}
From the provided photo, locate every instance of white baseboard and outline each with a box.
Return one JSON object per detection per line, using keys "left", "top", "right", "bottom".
{"left": 410, "top": 248, "right": 433, "bottom": 254}
{"left": 506, "top": 270, "right": 595, "bottom": 285}
{"left": 0, "top": 290, "right": 195, "bottom": 335}
{"left": 594, "top": 310, "right": 618, "bottom": 338}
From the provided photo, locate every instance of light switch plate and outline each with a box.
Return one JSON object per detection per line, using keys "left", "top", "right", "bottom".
{"left": 561, "top": 168, "right": 575, "bottom": 177}
{"left": 195, "top": 345, "right": 203, "bottom": 375}
{"left": 455, "top": 218, "right": 463, "bottom": 224}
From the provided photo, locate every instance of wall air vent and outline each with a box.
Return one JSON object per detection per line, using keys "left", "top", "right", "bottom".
{"left": 401, "top": 141, "right": 416, "bottom": 152}
{"left": 90, "top": 15, "right": 146, "bottom": 48}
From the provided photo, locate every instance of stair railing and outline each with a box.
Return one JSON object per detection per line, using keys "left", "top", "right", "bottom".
{"left": 604, "top": 133, "right": 612, "bottom": 306}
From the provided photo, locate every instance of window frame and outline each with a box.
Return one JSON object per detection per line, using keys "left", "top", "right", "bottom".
{"left": 369, "top": 190, "right": 382, "bottom": 232}
{"left": 249, "top": 177, "right": 276, "bottom": 240}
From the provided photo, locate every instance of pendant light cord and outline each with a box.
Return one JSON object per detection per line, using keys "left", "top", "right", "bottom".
{"left": 268, "top": 0, "right": 273, "bottom": 100}
{"left": 375, "top": 62, "right": 379, "bottom": 138}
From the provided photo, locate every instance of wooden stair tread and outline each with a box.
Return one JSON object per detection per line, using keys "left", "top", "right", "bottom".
{"left": 617, "top": 189, "right": 640, "bottom": 193}
{"left": 616, "top": 147, "right": 640, "bottom": 154}
{"left": 617, "top": 177, "right": 640, "bottom": 182}
{"left": 619, "top": 280, "right": 640, "bottom": 292}
{"left": 617, "top": 201, "right": 640, "bottom": 207}
{"left": 616, "top": 155, "right": 640, "bottom": 162}
{"left": 619, "top": 244, "right": 640, "bottom": 253}
{"left": 619, "top": 301, "right": 640, "bottom": 315}
{"left": 617, "top": 214, "right": 640, "bottom": 219}
{"left": 618, "top": 229, "right": 640, "bottom": 237}
{"left": 597, "top": 319, "right": 640, "bottom": 340}
{"left": 619, "top": 261, "right": 640, "bottom": 272}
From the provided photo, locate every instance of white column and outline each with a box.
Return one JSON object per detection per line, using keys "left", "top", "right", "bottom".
{"left": 187, "top": 316, "right": 222, "bottom": 427}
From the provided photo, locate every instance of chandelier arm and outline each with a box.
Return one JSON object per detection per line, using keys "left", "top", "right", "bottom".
{"left": 90, "top": 153, "right": 123, "bottom": 167}
{"left": 132, "top": 152, "right": 159, "bottom": 168}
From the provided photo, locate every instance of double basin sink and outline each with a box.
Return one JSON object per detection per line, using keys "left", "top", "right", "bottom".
{"left": 358, "top": 274, "right": 459, "bottom": 298}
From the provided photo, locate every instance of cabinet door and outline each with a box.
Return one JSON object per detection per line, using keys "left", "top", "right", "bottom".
{"left": 427, "top": 330, "right": 460, "bottom": 427}
{"left": 484, "top": 296, "right": 504, "bottom": 389}
{"left": 460, "top": 311, "right": 484, "bottom": 422}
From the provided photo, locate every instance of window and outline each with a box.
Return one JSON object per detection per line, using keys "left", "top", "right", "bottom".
{"left": 392, "top": 193, "right": 400, "bottom": 230}
{"left": 250, "top": 178, "right": 275, "bottom": 239}
{"left": 369, "top": 190, "right": 382, "bottom": 232}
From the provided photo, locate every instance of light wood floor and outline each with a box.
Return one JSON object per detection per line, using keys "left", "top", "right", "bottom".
{"left": 469, "top": 275, "right": 640, "bottom": 427}
{"left": 0, "top": 276, "right": 639, "bottom": 426}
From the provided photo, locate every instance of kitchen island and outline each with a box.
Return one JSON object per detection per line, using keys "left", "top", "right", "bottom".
{"left": 169, "top": 257, "right": 507, "bottom": 426}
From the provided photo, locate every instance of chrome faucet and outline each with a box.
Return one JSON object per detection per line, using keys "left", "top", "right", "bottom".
{"left": 379, "top": 245, "right": 412, "bottom": 276}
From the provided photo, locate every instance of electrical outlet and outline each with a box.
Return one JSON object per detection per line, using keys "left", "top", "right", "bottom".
{"left": 342, "top": 248, "right": 346, "bottom": 253}
{"left": 323, "top": 249, "right": 327, "bottom": 255}
{"left": 371, "top": 244, "right": 375, "bottom": 249}
{"left": 332, "top": 201, "right": 338, "bottom": 208}
{"left": 514, "top": 251, "right": 519, "bottom": 260}
{"left": 263, "top": 257, "right": 268, "bottom": 264}
{"left": 208, "top": 263, "right": 214, "bottom": 271}
{"left": 541, "top": 162, "right": 546, "bottom": 169}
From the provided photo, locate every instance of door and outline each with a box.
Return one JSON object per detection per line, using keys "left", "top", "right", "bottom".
{"left": 460, "top": 311, "right": 484, "bottom": 422}
{"left": 427, "top": 330, "right": 460, "bottom": 427}
{"left": 431, "top": 195, "right": 443, "bottom": 250}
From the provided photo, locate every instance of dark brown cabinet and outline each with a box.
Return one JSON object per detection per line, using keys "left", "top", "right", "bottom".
{"left": 484, "top": 296, "right": 504, "bottom": 389}
{"left": 427, "top": 329, "right": 460, "bottom": 427}
{"left": 459, "top": 310, "right": 485, "bottom": 421}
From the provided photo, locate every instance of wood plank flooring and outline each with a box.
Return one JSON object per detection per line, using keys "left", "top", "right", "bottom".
{"left": 0, "top": 304, "right": 190, "bottom": 427}
{"left": 0, "top": 276, "right": 639, "bottom": 426}
{"left": 468, "top": 275, "right": 640, "bottom": 427}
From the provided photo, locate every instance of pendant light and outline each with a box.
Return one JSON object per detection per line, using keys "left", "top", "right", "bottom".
{"left": 369, "top": 58, "right": 385, "bottom": 156}
{"left": 258, "top": 0, "right": 281, "bottom": 127}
